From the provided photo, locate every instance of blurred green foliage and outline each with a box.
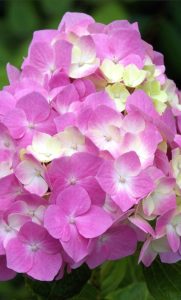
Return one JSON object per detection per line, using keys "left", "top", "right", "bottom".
{"left": 0, "top": 0, "right": 181, "bottom": 299}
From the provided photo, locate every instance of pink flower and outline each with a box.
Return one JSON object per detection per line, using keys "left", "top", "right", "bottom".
{"left": 3, "top": 92, "right": 56, "bottom": 146}
{"left": 0, "top": 11, "right": 180, "bottom": 277}
{"left": 6, "top": 222, "right": 62, "bottom": 281}
{"left": 142, "top": 177, "right": 176, "bottom": 217}
{"left": 15, "top": 155, "right": 48, "bottom": 196}
{"left": 139, "top": 236, "right": 170, "bottom": 267}
{"left": 44, "top": 186, "right": 113, "bottom": 262}
{"left": 10, "top": 194, "right": 47, "bottom": 224}
{"left": 0, "top": 175, "right": 25, "bottom": 211}
{"left": 156, "top": 209, "right": 181, "bottom": 253}
{"left": 48, "top": 152, "right": 104, "bottom": 205}
{"left": 86, "top": 224, "right": 137, "bottom": 268}
{"left": 0, "top": 211, "right": 30, "bottom": 254}
{"left": 69, "top": 36, "right": 100, "bottom": 79}
{"left": 86, "top": 105, "right": 122, "bottom": 157}
{"left": 119, "top": 112, "right": 162, "bottom": 168}
{"left": 23, "top": 39, "right": 72, "bottom": 80}
{"left": 93, "top": 28, "right": 145, "bottom": 68}
{"left": 96, "top": 151, "right": 153, "bottom": 211}
{"left": 0, "top": 256, "right": 16, "bottom": 281}
{"left": 58, "top": 12, "right": 94, "bottom": 35}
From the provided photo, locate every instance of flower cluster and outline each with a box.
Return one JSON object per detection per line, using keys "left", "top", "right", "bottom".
{"left": 0, "top": 12, "right": 181, "bottom": 281}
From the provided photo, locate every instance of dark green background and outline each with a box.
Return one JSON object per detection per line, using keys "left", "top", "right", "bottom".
{"left": 0, "top": 0, "right": 181, "bottom": 299}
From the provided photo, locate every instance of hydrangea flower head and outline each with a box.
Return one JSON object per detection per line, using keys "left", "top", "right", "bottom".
{"left": 0, "top": 12, "right": 180, "bottom": 281}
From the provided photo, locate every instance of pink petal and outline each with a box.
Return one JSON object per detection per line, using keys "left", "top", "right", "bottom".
{"left": 115, "top": 151, "right": 141, "bottom": 177}
{"left": 18, "top": 222, "right": 47, "bottom": 244}
{"left": 76, "top": 206, "right": 113, "bottom": 238}
{"left": 6, "top": 63, "right": 20, "bottom": 84}
{"left": 29, "top": 42, "right": 54, "bottom": 71}
{"left": 60, "top": 225, "right": 89, "bottom": 262}
{"left": 156, "top": 209, "right": 175, "bottom": 237}
{"left": 52, "top": 84, "right": 79, "bottom": 114}
{"left": 3, "top": 109, "right": 27, "bottom": 139}
{"left": 6, "top": 238, "right": 33, "bottom": 273}
{"left": 44, "top": 205, "right": 70, "bottom": 241}
{"left": 25, "top": 176, "right": 48, "bottom": 197}
{"left": 126, "top": 90, "right": 159, "bottom": 121}
{"left": 96, "top": 160, "right": 116, "bottom": 195}
{"left": 166, "top": 224, "right": 180, "bottom": 252}
{"left": 54, "top": 40, "right": 72, "bottom": 72}
{"left": 0, "top": 91, "right": 16, "bottom": 118}
{"left": 128, "top": 171, "right": 153, "bottom": 198}
{"left": 58, "top": 12, "right": 94, "bottom": 35}
{"left": 54, "top": 113, "right": 76, "bottom": 132}
{"left": 160, "top": 251, "right": 181, "bottom": 264}
{"left": 15, "top": 160, "right": 37, "bottom": 185}
{"left": 129, "top": 216, "right": 155, "bottom": 236}
{"left": 57, "top": 186, "right": 91, "bottom": 216}
{"left": 139, "top": 238, "right": 157, "bottom": 267}
{"left": 27, "top": 250, "right": 62, "bottom": 281}
{"left": 17, "top": 92, "right": 50, "bottom": 123}
{"left": 112, "top": 190, "right": 136, "bottom": 212}
{"left": 108, "top": 224, "right": 137, "bottom": 260}
{"left": 86, "top": 239, "right": 109, "bottom": 268}
{"left": 0, "top": 256, "right": 16, "bottom": 281}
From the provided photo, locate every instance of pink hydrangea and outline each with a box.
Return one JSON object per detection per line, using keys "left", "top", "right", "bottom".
{"left": 0, "top": 11, "right": 180, "bottom": 281}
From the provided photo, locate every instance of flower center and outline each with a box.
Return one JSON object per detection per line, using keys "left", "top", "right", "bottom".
{"left": 119, "top": 176, "right": 126, "bottom": 183}
{"left": 104, "top": 135, "right": 112, "bottom": 142}
{"left": 68, "top": 216, "right": 75, "bottom": 224}
{"left": 68, "top": 176, "right": 77, "bottom": 185}
{"left": 28, "top": 122, "right": 35, "bottom": 129}
{"left": 30, "top": 243, "right": 39, "bottom": 252}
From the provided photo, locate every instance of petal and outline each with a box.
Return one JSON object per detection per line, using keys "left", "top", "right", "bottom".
{"left": 129, "top": 216, "right": 155, "bottom": 236}
{"left": 54, "top": 40, "right": 72, "bottom": 72}
{"left": 96, "top": 160, "right": 116, "bottom": 195}
{"left": 126, "top": 90, "right": 159, "bottom": 121}
{"left": 25, "top": 176, "right": 48, "bottom": 197}
{"left": 166, "top": 224, "right": 180, "bottom": 252}
{"left": 17, "top": 92, "right": 50, "bottom": 123}
{"left": 86, "top": 239, "right": 109, "bottom": 269}
{"left": 115, "top": 151, "right": 141, "bottom": 177}
{"left": 52, "top": 84, "right": 79, "bottom": 114}
{"left": 15, "top": 160, "right": 37, "bottom": 185}
{"left": 29, "top": 42, "right": 54, "bottom": 71}
{"left": 3, "top": 109, "right": 27, "bottom": 139}
{"left": 28, "top": 251, "right": 62, "bottom": 281}
{"left": 112, "top": 190, "right": 136, "bottom": 212}
{"left": 76, "top": 206, "right": 113, "bottom": 238}
{"left": 160, "top": 251, "right": 181, "bottom": 264}
{"left": 139, "top": 238, "right": 157, "bottom": 267}
{"left": 44, "top": 205, "right": 70, "bottom": 241}
{"left": 18, "top": 222, "right": 47, "bottom": 244}
{"left": 128, "top": 171, "right": 153, "bottom": 198}
{"left": 6, "top": 238, "right": 33, "bottom": 273}
{"left": 57, "top": 186, "right": 91, "bottom": 216}
{"left": 60, "top": 225, "right": 89, "bottom": 262}
{"left": 108, "top": 224, "right": 137, "bottom": 260}
{"left": 0, "top": 256, "right": 16, "bottom": 281}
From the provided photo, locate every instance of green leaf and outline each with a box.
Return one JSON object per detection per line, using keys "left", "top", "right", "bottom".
{"left": 105, "top": 282, "right": 153, "bottom": 300}
{"left": 157, "top": 18, "right": 181, "bottom": 83}
{"left": 93, "top": 2, "right": 129, "bottom": 24}
{"left": 26, "top": 264, "right": 91, "bottom": 300}
{"left": 40, "top": 0, "right": 72, "bottom": 16}
{"left": 7, "top": 0, "right": 39, "bottom": 37}
{"left": 143, "top": 258, "right": 181, "bottom": 300}
{"left": 70, "top": 284, "right": 98, "bottom": 300}
{"left": 100, "top": 258, "right": 127, "bottom": 296}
